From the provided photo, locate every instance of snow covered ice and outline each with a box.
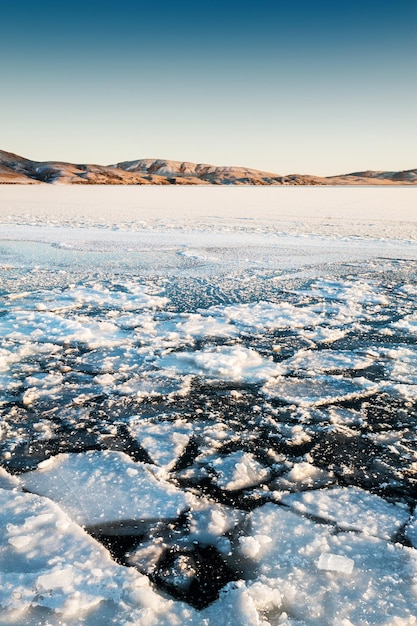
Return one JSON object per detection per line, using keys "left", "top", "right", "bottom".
{"left": 1, "top": 185, "right": 417, "bottom": 625}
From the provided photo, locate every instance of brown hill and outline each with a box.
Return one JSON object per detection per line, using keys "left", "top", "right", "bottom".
{"left": 0, "top": 150, "right": 415, "bottom": 185}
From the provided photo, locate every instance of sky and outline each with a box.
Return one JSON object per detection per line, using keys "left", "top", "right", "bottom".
{"left": 0, "top": 0, "right": 416, "bottom": 175}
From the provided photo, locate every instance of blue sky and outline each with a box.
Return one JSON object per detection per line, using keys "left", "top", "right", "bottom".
{"left": 1, "top": 0, "right": 416, "bottom": 174}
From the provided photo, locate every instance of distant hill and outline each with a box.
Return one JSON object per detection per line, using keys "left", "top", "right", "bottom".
{"left": 0, "top": 150, "right": 415, "bottom": 185}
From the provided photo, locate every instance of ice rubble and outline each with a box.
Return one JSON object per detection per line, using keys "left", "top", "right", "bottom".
{"left": 207, "top": 301, "right": 325, "bottom": 331}
{"left": 281, "top": 349, "right": 374, "bottom": 373}
{"left": 383, "top": 346, "right": 417, "bottom": 385}
{"left": 200, "top": 451, "right": 270, "bottom": 491}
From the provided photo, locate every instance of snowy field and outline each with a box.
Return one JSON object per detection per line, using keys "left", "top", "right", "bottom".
{"left": 1, "top": 185, "right": 417, "bottom": 625}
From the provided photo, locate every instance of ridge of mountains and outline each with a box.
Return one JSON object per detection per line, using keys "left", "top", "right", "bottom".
{"left": 0, "top": 149, "right": 416, "bottom": 186}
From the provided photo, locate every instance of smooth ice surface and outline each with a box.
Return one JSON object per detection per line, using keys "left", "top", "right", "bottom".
{"left": 21, "top": 451, "right": 188, "bottom": 531}
{"left": 282, "top": 486, "right": 410, "bottom": 540}
{"left": 2, "top": 186, "right": 417, "bottom": 244}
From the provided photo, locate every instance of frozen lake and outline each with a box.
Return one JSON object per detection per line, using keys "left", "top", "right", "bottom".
{"left": 1, "top": 186, "right": 417, "bottom": 625}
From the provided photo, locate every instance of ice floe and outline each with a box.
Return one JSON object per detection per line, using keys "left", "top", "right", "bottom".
{"left": 262, "top": 375, "right": 378, "bottom": 406}
{"left": 128, "top": 418, "right": 192, "bottom": 469}
{"left": 208, "top": 300, "right": 324, "bottom": 331}
{"left": 281, "top": 486, "right": 410, "bottom": 540}
{"left": 21, "top": 451, "right": 188, "bottom": 532}
{"left": 200, "top": 451, "right": 270, "bottom": 491}
{"left": 158, "top": 345, "right": 281, "bottom": 383}
{"left": 281, "top": 349, "right": 375, "bottom": 374}
{"left": 239, "top": 503, "right": 417, "bottom": 625}
{"left": 0, "top": 488, "right": 199, "bottom": 625}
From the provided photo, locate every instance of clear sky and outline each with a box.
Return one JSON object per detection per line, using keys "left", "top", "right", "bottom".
{"left": 1, "top": 0, "right": 416, "bottom": 175}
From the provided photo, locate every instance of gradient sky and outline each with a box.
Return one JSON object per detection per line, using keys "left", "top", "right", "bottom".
{"left": 1, "top": 0, "right": 416, "bottom": 175}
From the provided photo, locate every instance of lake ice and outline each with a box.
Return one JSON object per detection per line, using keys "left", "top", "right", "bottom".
{"left": 1, "top": 186, "right": 417, "bottom": 625}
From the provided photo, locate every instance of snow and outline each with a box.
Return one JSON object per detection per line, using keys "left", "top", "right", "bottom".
{"left": 0, "top": 467, "right": 20, "bottom": 490}
{"left": 1, "top": 185, "right": 417, "bottom": 625}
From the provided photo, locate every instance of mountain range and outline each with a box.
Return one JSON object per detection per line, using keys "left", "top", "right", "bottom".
{"left": 0, "top": 149, "right": 416, "bottom": 186}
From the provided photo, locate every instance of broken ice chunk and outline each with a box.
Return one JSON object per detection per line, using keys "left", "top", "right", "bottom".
{"left": 316, "top": 552, "right": 354, "bottom": 574}
{"left": 158, "top": 344, "right": 281, "bottom": 383}
{"left": 263, "top": 375, "right": 378, "bottom": 406}
{"left": 282, "top": 349, "right": 374, "bottom": 374}
{"left": 240, "top": 502, "right": 417, "bottom": 624}
{"left": 208, "top": 451, "right": 270, "bottom": 491}
{"left": 238, "top": 534, "right": 272, "bottom": 559}
{"left": 127, "top": 539, "right": 166, "bottom": 575}
{"left": 0, "top": 487, "right": 177, "bottom": 619}
{"left": 129, "top": 418, "right": 192, "bottom": 470}
{"left": 201, "top": 578, "right": 282, "bottom": 626}
{"left": 186, "top": 493, "right": 245, "bottom": 547}
{"left": 208, "top": 300, "right": 324, "bottom": 331}
{"left": 273, "top": 461, "right": 334, "bottom": 492}
{"left": 152, "top": 544, "right": 238, "bottom": 609}
{"left": 281, "top": 486, "right": 410, "bottom": 540}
